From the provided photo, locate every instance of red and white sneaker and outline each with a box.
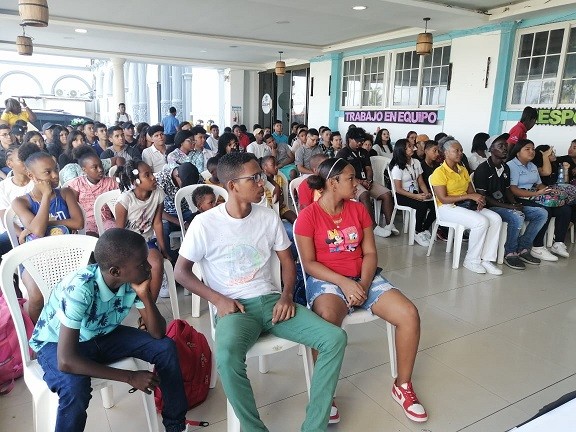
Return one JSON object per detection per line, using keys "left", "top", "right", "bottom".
{"left": 391, "top": 381, "right": 427, "bottom": 422}
{"left": 329, "top": 400, "right": 340, "bottom": 424}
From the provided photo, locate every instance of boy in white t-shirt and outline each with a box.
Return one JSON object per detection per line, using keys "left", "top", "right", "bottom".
{"left": 175, "top": 152, "right": 346, "bottom": 432}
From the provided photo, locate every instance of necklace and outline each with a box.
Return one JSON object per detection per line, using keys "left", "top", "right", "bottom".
{"left": 319, "top": 200, "right": 344, "bottom": 228}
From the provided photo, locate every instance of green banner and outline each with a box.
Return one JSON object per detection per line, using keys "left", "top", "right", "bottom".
{"left": 537, "top": 108, "right": 576, "bottom": 126}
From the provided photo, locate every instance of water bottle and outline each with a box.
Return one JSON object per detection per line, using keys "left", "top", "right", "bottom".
{"left": 557, "top": 164, "right": 565, "bottom": 184}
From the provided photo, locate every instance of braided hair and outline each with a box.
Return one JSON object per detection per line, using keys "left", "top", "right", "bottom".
{"left": 115, "top": 159, "right": 148, "bottom": 192}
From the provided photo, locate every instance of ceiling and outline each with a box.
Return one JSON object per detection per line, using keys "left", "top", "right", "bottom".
{"left": 0, "top": 0, "right": 573, "bottom": 70}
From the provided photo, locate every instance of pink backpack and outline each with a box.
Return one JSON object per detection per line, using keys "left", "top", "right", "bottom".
{"left": 0, "top": 295, "right": 34, "bottom": 395}
{"left": 154, "top": 319, "right": 212, "bottom": 411}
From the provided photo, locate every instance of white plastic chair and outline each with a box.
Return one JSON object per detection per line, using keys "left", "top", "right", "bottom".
{"left": 387, "top": 166, "right": 418, "bottom": 245}
{"left": 0, "top": 236, "right": 159, "bottom": 432}
{"left": 200, "top": 170, "right": 211, "bottom": 181}
{"left": 174, "top": 184, "right": 228, "bottom": 318}
{"left": 292, "top": 218, "right": 397, "bottom": 395}
{"left": 257, "top": 181, "right": 280, "bottom": 214}
{"left": 289, "top": 176, "right": 308, "bottom": 215}
{"left": 93, "top": 189, "right": 121, "bottom": 236}
{"left": 370, "top": 155, "right": 391, "bottom": 224}
{"left": 426, "top": 186, "right": 467, "bottom": 269}
{"left": 193, "top": 256, "right": 311, "bottom": 432}
{"left": 545, "top": 217, "right": 575, "bottom": 248}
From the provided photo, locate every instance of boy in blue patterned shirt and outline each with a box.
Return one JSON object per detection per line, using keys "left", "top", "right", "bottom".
{"left": 30, "top": 228, "right": 188, "bottom": 432}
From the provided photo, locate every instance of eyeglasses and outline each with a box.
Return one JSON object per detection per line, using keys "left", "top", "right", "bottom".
{"left": 232, "top": 172, "right": 267, "bottom": 183}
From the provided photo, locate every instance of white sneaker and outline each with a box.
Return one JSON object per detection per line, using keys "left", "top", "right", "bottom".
{"left": 550, "top": 242, "right": 570, "bottom": 258}
{"left": 422, "top": 230, "right": 432, "bottom": 241}
{"left": 159, "top": 273, "right": 170, "bottom": 298}
{"left": 481, "top": 261, "right": 503, "bottom": 275}
{"left": 374, "top": 226, "right": 392, "bottom": 238}
{"left": 387, "top": 223, "right": 400, "bottom": 235}
{"left": 531, "top": 246, "right": 559, "bottom": 262}
{"left": 414, "top": 232, "right": 430, "bottom": 247}
{"left": 463, "top": 261, "right": 486, "bottom": 274}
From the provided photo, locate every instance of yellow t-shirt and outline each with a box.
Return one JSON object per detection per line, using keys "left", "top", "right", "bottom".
{"left": 1, "top": 111, "right": 30, "bottom": 126}
{"left": 429, "top": 162, "right": 470, "bottom": 205}
{"left": 264, "top": 174, "right": 289, "bottom": 216}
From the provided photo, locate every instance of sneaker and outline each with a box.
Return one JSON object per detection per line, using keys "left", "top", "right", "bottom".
{"left": 387, "top": 223, "right": 400, "bottom": 235}
{"left": 414, "top": 232, "right": 430, "bottom": 247}
{"left": 436, "top": 229, "right": 448, "bottom": 242}
{"left": 463, "top": 261, "right": 486, "bottom": 274}
{"left": 159, "top": 273, "right": 170, "bottom": 298}
{"left": 423, "top": 230, "right": 432, "bottom": 241}
{"left": 374, "top": 226, "right": 392, "bottom": 238}
{"left": 391, "top": 381, "right": 428, "bottom": 422}
{"left": 481, "top": 261, "right": 503, "bottom": 275}
{"left": 550, "top": 242, "right": 570, "bottom": 258}
{"left": 531, "top": 246, "right": 559, "bottom": 262}
{"left": 504, "top": 255, "right": 526, "bottom": 270}
{"left": 518, "top": 250, "right": 540, "bottom": 265}
{"left": 329, "top": 400, "right": 340, "bottom": 424}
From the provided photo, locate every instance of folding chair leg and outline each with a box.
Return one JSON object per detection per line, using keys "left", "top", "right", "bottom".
{"left": 191, "top": 293, "right": 201, "bottom": 318}
{"left": 227, "top": 400, "right": 241, "bottom": 432}
{"left": 163, "top": 260, "right": 180, "bottom": 320}
{"left": 258, "top": 355, "right": 269, "bottom": 373}
{"left": 386, "top": 322, "right": 397, "bottom": 379}
{"left": 407, "top": 211, "right": 416, "bottom": 245}
{"left": 101, "top": 385, "right": 114, "bottom": 409}
{"left": 142, "top": 391, "right": 160, "bottom": 432}
{"left": 452, "top": 226, "right": 465, "bottom": 269}
{"left": 303, "top": 346, "right": 314, "bottom": 400}
{"left": 446, "top": 227, "right": 454, "bottom": 254}
{"left": 427, "top": 223, "right": 438, "bottom": 257}
{"left": 209, "top": 349, "right": 218, "bottom": 388}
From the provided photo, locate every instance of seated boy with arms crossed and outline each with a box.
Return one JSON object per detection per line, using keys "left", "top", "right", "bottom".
{"left": 175, "top": 152, "right": 347, "bottom": 432}
{"left": 29, "top": 228, "right": 188, "bottom": 432}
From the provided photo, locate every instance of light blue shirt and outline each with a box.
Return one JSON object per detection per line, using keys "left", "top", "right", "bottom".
{"left": 507, "top": 157, "right": 541, "bottom": 189}
{"left": 161, "top": 115, "right": 179, "bottom": 135}
{"left": 272, "top": 132, "right": 288, "bottom": 144}
{"left": 30, "top": 264, "right": 144, "bottom": 352}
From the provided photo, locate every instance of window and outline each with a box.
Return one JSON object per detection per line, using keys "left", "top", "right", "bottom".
{"left": 341, "top": 58, "right": 362, "bottom": 107}
{"left": 511, "top": 24, "right": 576, "bottom": 106}
{"left": 421, "top": 46, "right": 451, "bottom": 106}
{"left": 362, "top": 56, "right": 386, "bottom": 106}
{"left": 393, "top": 51, "right": 420, "bottom": 106}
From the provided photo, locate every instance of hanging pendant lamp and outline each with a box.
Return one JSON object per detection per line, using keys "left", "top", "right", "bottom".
{"left": 275, "top": 51, "right": 286, "bottom": 77}
{"left": 416, "top": 18, "right": 433, "bottom": 55}
{"left": 16, "top": 25, "right": 33, "bottom": 56}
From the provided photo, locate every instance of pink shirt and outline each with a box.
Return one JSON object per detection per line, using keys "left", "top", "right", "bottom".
{"left": 67, "top": 176, "right": 118, "bottom": 234}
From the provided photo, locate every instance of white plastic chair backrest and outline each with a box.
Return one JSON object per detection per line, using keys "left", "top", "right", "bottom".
{"left": 93, "top": 189, "right": 121, "bottom": 235}
{"left": 200, "top": 170, "right": 211, "bottom": 181}
{"left": 174, "top": 184, "right": 228, "bottom": 238}
{"left": 194, "top": 250, "right": 281, "bottom": 340}
{"left": 289, "top": 176, "right": 308, "bottom": 215}
{"left": 0, "top": 235, "right": 98, "bottom": 366}
{"left": 256, "top": 181, "right": 280, "bottom": 214}
{"left": 370, "top": 156, "right": 390, "bottom": 186}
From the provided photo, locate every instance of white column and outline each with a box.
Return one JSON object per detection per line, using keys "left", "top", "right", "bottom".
{"left": 127, "top": 62, "right": 137, "bottom": 122}
{"left": 111, "top": 57, "right": 126, "bottom": 120}
{"left": 182, "top": 67, "right": 193, "bottom": 124}
{"left": 171, "top": 66, "right": 183, "bottom": 122}
{"left": 218, "top": 68, "right": 226, "bottom": 128}
{"left": 159, "top": 65, "right": 171, "bottom": 120}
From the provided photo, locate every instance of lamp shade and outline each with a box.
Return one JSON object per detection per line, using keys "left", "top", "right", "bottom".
{"left": 18, "top": 0, "right": 49, "bottom": 27}
{"left": 275, "top": 60, "right": 286, "bottom": 77}
{"left": 416, "top": 32, "right": 433, "bottom": 55}
{"left": 16, "top": 35, "right": 33, "bottom": 55}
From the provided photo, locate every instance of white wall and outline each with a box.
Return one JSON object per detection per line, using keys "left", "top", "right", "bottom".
{"left": 229, "top": 69, "right": 259, "bottom": 128}
{"left": 229, "top": 69, "right": 245, "bottom": 125}
{"left": 308, "top": 60, "right": 331, "bottom": 128}
{"left": 443, "top": 31, "right": 502, "bottom": 149}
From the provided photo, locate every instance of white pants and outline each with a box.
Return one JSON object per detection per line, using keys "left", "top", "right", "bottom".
{"left": 437, "top": 205, "right": 502, "bottom": 265}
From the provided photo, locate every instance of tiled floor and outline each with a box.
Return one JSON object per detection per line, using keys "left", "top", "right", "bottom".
{"left": 2, "top": 233, "right": 576, "bottom": 432}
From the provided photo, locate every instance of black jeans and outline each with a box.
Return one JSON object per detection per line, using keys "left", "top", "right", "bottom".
{"left": 396, "top": 193, "right": 436, "bottom": 233}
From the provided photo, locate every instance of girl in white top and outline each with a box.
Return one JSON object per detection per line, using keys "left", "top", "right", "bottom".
{"left": 389, "top": 139, "right": 435, "bottom": 247}
{"left": 468, "top": 132, "right": 490, "bottom": 171}
{"left": 115, "top": 160, "right": 167, "bottom": 302}
{"left": 373, "top": 128, "right": 393, "bottom": 155}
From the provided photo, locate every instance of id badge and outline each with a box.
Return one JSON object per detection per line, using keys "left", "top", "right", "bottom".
{"left": 361, "top": 171, "right": 366, "bottom": 179}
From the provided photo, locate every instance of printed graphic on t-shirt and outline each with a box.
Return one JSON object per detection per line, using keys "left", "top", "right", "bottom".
{"left": 325, "top": 226, "right": 359, "bottom": 253}
{"left": 225, "top": 243, "right": 263, "bottom": 284}
{"left": 126, "top": 212, "right": 152, "bottom": 235}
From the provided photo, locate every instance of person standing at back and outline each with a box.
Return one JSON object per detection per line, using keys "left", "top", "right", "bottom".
{"left": 507, "top": 106, "right": 538, "bottom": 148}
{"left": 162, "top": 107, "right": 179, "bottom": 145}
{"left": 115, "top": 102, "right": 131, "bottom": 125}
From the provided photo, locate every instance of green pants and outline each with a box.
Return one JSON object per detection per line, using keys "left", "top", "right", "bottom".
{"left": 215, "top": 293, "right": 347, "bottom": 432}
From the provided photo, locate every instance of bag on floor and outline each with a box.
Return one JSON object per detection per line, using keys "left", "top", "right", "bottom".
{"left": 0, "top": 295, "right": 34, "bottom": 395}
{"left": 154, "top": 319, "right": 212, "bottom": 411}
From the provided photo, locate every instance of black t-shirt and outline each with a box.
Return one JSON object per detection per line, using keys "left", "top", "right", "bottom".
{"left": 336, "top": 146, "right": 371, "bottom": 179}
{"left": 473, "top": 159, "right": 512, "bottom": 205}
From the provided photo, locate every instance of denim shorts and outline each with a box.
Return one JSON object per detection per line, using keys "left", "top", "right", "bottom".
{"left": 306, "top": 271, "right": 395, "bottom": 314}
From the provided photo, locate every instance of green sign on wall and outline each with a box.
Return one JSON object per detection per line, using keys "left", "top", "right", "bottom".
{"left": 537, "top": 108, "right": 576, "bottom": 126}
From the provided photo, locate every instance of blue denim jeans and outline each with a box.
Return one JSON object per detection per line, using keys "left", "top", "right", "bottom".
{"left": 282, "top": 219, "right": 298, "bottom": 260}
{"left": 36, "top": 325, "right": 187, "bottom": 432}
{"left": 490, "top": 206, "right": 548, "bottom": 254}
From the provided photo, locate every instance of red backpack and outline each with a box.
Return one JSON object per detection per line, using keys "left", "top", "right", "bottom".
{"left": 154, "top": 319, "right": 212, "bottom": 411}
{"left": 0, "top": 295, "right": 34, "bottom": 395}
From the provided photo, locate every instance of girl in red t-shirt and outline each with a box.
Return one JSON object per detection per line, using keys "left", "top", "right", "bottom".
{"left": 294, "top": 158, "right": 427, "bottom": 424}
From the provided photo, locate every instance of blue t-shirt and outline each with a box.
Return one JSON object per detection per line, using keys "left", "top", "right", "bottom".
{"left": 30, "top": 264, "right": 144, "bottom": 352}
{"left": 27, "top": 189, "right": 70, "bottom": 221}
{"left": 162, "top": 115, "right": 179, "bottom": 135}
{"left": 272, "top": 132, "right": 288, "bottom": 144}
{"left": 507, "top": 157, "right": 541, "bottom": 189}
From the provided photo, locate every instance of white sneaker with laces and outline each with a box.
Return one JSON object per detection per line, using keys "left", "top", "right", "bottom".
{"left": 550, "top": 242, "right": 570, "bottom": 258}
{"left": 387, "top": 223, "right": 400, "bottom": 235}
{"left": 531, "top": 246, "right": 559, "bottom": 262}
{"left": 374, "top": 226, "right": 392, "bottom": 238}
{"left": 159, "top": 273, "right": 170, "bottom": 298}
{"left": 463, "top": 261, "right": 486, "bottom": 274}
{"left": 414, "top": 232, "right": 430, "bottom": 247}
{"left": 481, "top": 261, "right": 503, "bottom": 275}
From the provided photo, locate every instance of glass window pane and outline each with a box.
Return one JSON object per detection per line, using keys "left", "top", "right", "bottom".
{"left": 410, "top": 70, "right": 418, "bottom": 86}
{"left": 533, "top": 31, "right": 548, "bottom": 56}
{"left": 525, "top": 80, "right": 542, "bottom": 104}
{"left": 520, "top": 33, "right": 534, "bottom": 57}
{"left": 569, "top": 28, "right": 576, "bottom": 52}
{"left": 563, "top": 53, "right": 576, "bottom": 78}
{"left": 515, "top": 58, "right": 530, "bottom": 80}
{"left": 440, "top": 66, "right": 449, "bottom": 85}
{"left": 432, "top": 49, "right": 442, "bottom": 67}
{"left": 422, "top": 68, "right": 431, "bottom": 86}
{"left": 423, "top": 53, "right": 432, "bottom": 68}
{"left": 395, "top": 71, "right": 402, "bottom": 86}
{"left": 560, "top": 79, "right": 576, "bottom": 104}
{"left": 549, "top": 29, "right": 564, "bottom": 54}
{"left": 431, "top": 67, "right": 440, "bottom": 85}
{"left": 529, "top": 57, "right": 544, "bottom": 77}
{"left": 544, "top": 55, "right": 560, "bottom": 78}
{"left": 512, "top": 82, "right": 524, "bottom": 104}
{"left": 396, "top": 53, "right": 403, "bottom": 69}
{"left": 540, "top": 80, "right": 556, "bottom": 104}
{"left": 443, "top": 46, "right": 451, "bottom": 64}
